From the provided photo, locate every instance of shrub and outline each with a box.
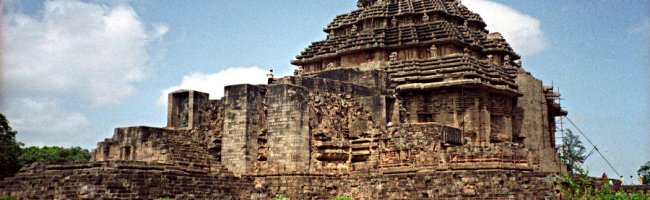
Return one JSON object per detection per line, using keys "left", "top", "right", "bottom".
{"left": 556, "top": 166, "right": 650, "bottom": 199}
{"left": 272, "top": 195, "right": 290, "bottom": 200}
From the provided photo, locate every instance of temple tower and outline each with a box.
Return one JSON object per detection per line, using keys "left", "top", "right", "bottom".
{"left": 292, "top": 0, "right": 525, "bottom": 147}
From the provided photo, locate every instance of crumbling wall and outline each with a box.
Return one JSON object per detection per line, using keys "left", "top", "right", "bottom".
{"left": 0, "top": 162, "right": 252, "bottom": 200}
{"left": 93, "top": 126, "right": 221, "bottom": 171}
{"left": 205, "top": 99, "right": 225, "bottom": 161}
{"left": 250, "top": 171, "right": 558, "bottom": 199}
{"left": 294, "top": 83, "right": 395, "bottom": 173}
{"left": 93, "top": 126, "right": 174, "bottom": 162}
{"left": 514, "top": 70, "right": 564, "bottom": 173}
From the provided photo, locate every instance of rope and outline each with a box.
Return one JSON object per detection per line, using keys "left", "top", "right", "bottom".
{"left": 580, "top": 147, "right": 597, "bottom": 167}
{"left": 563, "top": 116, "right": 621, "bottom": 177}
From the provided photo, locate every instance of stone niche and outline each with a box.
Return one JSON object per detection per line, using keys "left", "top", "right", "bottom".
{"left": 167, "top": 90, "right": 209, "bottom": 129}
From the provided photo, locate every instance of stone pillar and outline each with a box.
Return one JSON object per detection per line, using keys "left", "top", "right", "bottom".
{"left": 266, "top": 84, "right": 310, "bottom": 173}
{"left": 222, "top": 84, "right": 264, "bottom": 176}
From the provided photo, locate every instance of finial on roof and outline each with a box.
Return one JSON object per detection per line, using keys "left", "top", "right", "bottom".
{"left": 357, "top": 0, "right": 386, "bottom": 9}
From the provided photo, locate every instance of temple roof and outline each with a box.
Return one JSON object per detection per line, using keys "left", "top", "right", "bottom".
{"left": 292, "top": 0, "right": 520, "bottom": 65}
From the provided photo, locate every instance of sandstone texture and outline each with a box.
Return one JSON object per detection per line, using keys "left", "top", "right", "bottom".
{"left": 1, "top": 0, "right": 570, "bottom": 199}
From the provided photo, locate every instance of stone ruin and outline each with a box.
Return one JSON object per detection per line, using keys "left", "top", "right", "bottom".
{"left": 1, "top": 0, "right": 570, "bottom": 199}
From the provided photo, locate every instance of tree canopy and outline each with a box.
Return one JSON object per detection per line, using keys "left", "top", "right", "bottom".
{"left": 0, "top": 113, "right": 22, "bottom": 179}
{"left": 19, "top": 146, "right": 92, "bottom": 167}
{"left": 559, "top": 129, "right": 586, "bottom": 172}
{"left": 638, "top": 161, "right": 650, "bottom": 185}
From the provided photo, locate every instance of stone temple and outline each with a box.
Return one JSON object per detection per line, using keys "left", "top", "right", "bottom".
{"left": 1, "top": 0, "right": 568, "bottom": 199}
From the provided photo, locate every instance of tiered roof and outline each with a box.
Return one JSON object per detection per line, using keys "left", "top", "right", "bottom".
{"left": 292, "top": 0, "right": 522, "bottom": 96}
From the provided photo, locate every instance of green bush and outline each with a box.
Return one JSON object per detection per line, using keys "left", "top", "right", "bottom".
{"left": 272, "top": 195, "right": 290, "bottom": 200}
{"left": 556, "top": 166, "right": 650, "bottom": 199}
{"left": 0, "top": 196, "right": 18, "bottom": 200}
{"left": 332, "top": 197, "right": 352, "bottom": 200}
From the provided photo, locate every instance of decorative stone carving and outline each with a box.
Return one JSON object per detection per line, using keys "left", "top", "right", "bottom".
{"left": 179, "top": 98, "right": 189, "bottom": 127}
{"left": 486, "top": 54, "right": 494, "bottom": 62}
{"left": 504, "top": 55, "right": 511, "bottom": 67}
{"left": 430, "top": 45, "right": 438, "bottom": 58}
{"left": 391, "top": 17, "right": 398, "bottom": 26}
{"left": 326, "top": 62, "right": 335, "bottom": 69}
{"left": 422, "top": 13, "right": 430, "bottom": 22}
{"left": 398, "top": 100, "right": 408, "bottom": 123}
{"left": 389, "top": 52, "right": 398, "bottom": 61}
{"left": 351, "top": 25, "right": 358, "bottom": 34}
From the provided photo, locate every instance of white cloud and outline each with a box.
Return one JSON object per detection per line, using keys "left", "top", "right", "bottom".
{"left": 4, "top": 0, "right": 166, "bottom": 105}
{"left": 5, "top": 98, "right": 93, "bottom": 147}
{"left": 462, "top": 0, "right": 548, "bottom": 56}
{"left": 158, "top": 67, "right": 269, "bottom": 106}
{"left": 2, "top": 0, "right": 166, "bottom": 147}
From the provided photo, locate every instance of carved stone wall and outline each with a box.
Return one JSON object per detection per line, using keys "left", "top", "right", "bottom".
{"left": 399, "top": 89, "right": 517, "bottom": 146}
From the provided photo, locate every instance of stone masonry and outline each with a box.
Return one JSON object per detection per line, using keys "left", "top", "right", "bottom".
{"left": 1, "top": 0, "right": 568, "bottom": 199}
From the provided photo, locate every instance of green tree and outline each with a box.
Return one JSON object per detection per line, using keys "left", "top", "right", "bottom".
{"left": 638, "top": 161, "right": 650, "bottom": 185}
{"left": 0, "top": 113, "right": 22, "bottom": 179}
{"left": 559, "top": 129, "right": 586, "bottom": 172}
{"left": 557, "top": 166, "right": 650, "bottom": 199}
{"left": 18, "top": 146, "right": 92, "bottom": 167}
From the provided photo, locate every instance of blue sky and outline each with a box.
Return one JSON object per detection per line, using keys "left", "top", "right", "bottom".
{"left": 2, "top": 0, "right": 648, "bottom": 178}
